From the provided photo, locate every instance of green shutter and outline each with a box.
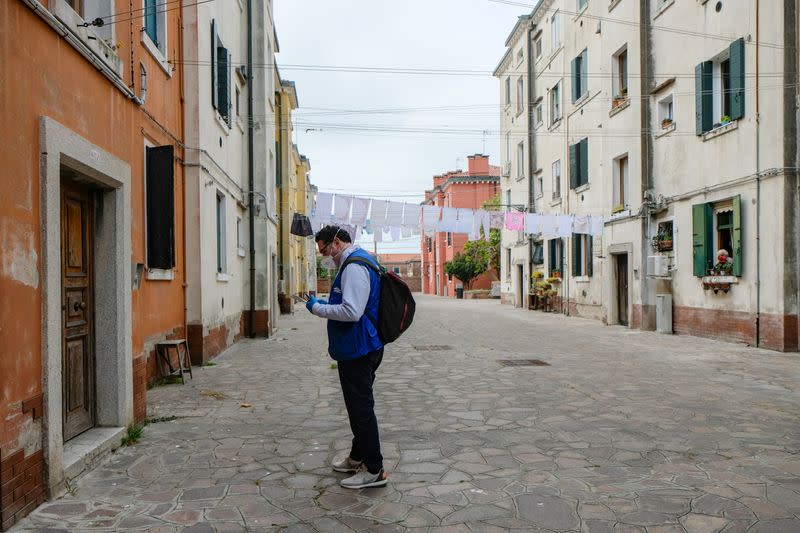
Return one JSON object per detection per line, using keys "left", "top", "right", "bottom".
{"left": 692, "top": 203, "right": 713, "bottom": 276}
{"left": 729, "top": 38, "right": 745, "bottom": 120}
{"left": 572, "top": 234, "right": 581, "bottom": 277}
{"left": 732, "top": 194, "right": 742, "bottom": 276}
{"left": 548, "top": 239, "right": 556, "bottom": 272}
{"left": 211, "top": 20, "right": 218, "bottom": 110}
{"left": 580, "top": 49, "right": 588, "bottom": 99}
{"left": 587, "top": 235, "right": 593, "bottom": 277}
{"left": 218, "top": 46, "right": 229, "bottom": 124}
{"left": 695, "top": 61, "right": 713, "bottom": 134}
{"left": 579, "top": 138, "right": 588, "bottom": 186}
{"left": 571, "top": 56, "right": 578, "bottom": 102}
{"left": 226, "top": 50, "right": 233, "bottom": 127}
{"left": 569, "top": 142, "right": 578, "bottom": 189}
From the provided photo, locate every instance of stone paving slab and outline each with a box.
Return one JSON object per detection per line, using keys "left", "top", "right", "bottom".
{"left": 11, "top": 295, "right": 800, "bottom": 532}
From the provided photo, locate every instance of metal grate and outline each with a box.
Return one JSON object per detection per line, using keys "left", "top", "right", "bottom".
{"left": 497, "top": 359, "right": 550, "bottom": 367}
{"left": 414, "top": 345, "right": 453, "bottom": 351}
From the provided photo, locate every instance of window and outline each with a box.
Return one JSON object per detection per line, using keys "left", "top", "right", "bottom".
{"left": 211, "top": 20, "right": 232, "bottom": 127}
{"left": 531, "top": 241, "right": 544, "bottom": 264}
{"left": 505, "top": 77, "right": 511, "bottom": 105}
{"left": 236, "top": 217, "right": 244, "bottom": 254}
{"left": 577, "top": 0, "right": 588, "bottom": 10}
{"left": 613, "top": 154, "right": 629, "bottom": 211}
{"left": 145, "top": 145, "right": 175, "bottom": 270}
{"left": 216, "top": 192, "right": 227, "bottom": 273}
{"left": 550, "top": 81, "right": 562, "bottom": 123}
{"left": 569, "top": 138, "right": 589, "bottom": 188}
{"left": 572, "top": 49, "right": 588, "bottom": 102}
{"left": 143, "top": 0, "right": 166, "bottom": 55}
{"left": 537, "top": 175, "right": 543, "bottom": 198}
{"left": 548, "top": 239, "right": 563, "bottom": 275}
{"left": 696, "top": 38, "right": 745, "bottom": 134}
{"left": 505, "top": 248, "right": 512, "bottom": 279}
{"left": 139, "top": 63, "right": 148, "bottom": 103}
{"left": 505, "top": 189, "right": 512, "bottom": 211}
{"left": 692, "top": 196, "right": 742, "bottom": 276}
{"left": 571, "top": 234, "right": 593, "bottom": 277}
{"left": 516, "top": 48, "right": 524, "bottom": 65}
{"left": 447, "top": 232, "right": 452, "bottom": 246}
{"left": 552, "top": 159, "right": 561, "bottom": 199}
{"left": 534, "top": 102, "right": 543, "bottom": 127}
{"left": 550, "top": 10, "right": 560, "bottom": 51}
{"left": 613, "top": 46, "right": 628, "bottom": 100}
{"left": 658, "top": 94, "right": 674, "bottom": 128}
{"left": 505, "top": 132, "right": 511, "bottom": 171}
{"left": 393, "top": 267, "right": 401, "bottom": 275}
{"left": 517, "top": 142, "right": 525, "bottom": 179}
{"left": 427, "top": 237, "right": 432, "bottom": 252}
{"left": 516, "top": 76, "right": 524, "bottom": 114}
{"left": 235, "top": 85, "right": 241, "bottom": 119}
{"left": 534, "top": 35, "right": 543, "bottom": 60}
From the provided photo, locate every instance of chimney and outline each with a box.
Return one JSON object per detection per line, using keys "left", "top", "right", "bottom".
{"left": 467, "top": 154, "right": 490, "bottom": 176}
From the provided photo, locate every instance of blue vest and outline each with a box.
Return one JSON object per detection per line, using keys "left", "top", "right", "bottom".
{"left": 327, "top": 249, "right": 384, "bottom": 360}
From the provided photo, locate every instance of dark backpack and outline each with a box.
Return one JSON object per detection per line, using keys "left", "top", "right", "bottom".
{"left": 341, "top": 256, "right": 416, "bottom": 344}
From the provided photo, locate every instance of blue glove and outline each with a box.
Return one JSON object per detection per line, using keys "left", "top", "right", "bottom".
{"left": 305, "top": 295, "right": 319, "bottom": 312}
{"left": 317, "top": 298, "right": 328, "bottom": 305}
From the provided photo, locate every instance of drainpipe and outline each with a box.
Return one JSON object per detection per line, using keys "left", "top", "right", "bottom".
{"left": 527, "top": 19, "right": 536, "bottom": 305}
{"left": 247, "top": 0, "right": 256, "bottom": 337}
{"left": 640, "top": 0, "right": 654, "bottom": 329}
{"left": 755, "top": 0, "right": 761, "bottom": 346}
{"left": 178, "top": 11, "right": 188, "bottom": 344}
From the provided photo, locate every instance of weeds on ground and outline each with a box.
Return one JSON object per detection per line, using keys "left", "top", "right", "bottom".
{"left": 147, "top": 376, "right": 183, "bottom": 389}
{"left": 202, "top": 361, "right": 217, "bottom": 367}
{"left": 145, "top": 415, "right": 178, "bottom": 425}
{"left": 120, "top": 424, "right": 144, "bottom": 446}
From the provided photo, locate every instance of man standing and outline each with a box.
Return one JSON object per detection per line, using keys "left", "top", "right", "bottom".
{"left": 305, "top": 225, "right": 388, "bottom": 489}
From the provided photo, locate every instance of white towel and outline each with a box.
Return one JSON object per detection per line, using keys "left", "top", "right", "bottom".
{"left": 333, "top": 195, "right": 353, "bottom": 224}
{"left": 422, "top": 205, "right": 441, "bottom": 235}
{"left": 386, "top": 201, "right": 404, "bottom": 227}
{"left": 373, "top": 228, "right": 383, "bottom": 243}
{"left": 314, "top": 192, "right": 333, "bottom": 223}
{"left": 370, "top": 200, "right": 388, "bottom": 226}
{"left": 440, "top": 207, "right": 459, "bottom": 232}
{"left": 590, "top": 215, "right": 604, "bottom": 236}
{"left": 401, "top": 226, "right": 412, "bottom": 239}
{"left": 403, "top": 204, "right": 422, "bottom": 230}
{"left": 455, "top": 209, "right": 474, "bottom": 234}
{"left": 469, "top": 212, "right": 482, "bottom": 241}
{"left": 350, "top": 197, "right": 370, "bottom": 227}
{"left": 573, "top": 215, "right": 590, "bottom": 234}
{"left": 558, "top": 215, "right": 574, "bottom": 238}
{"left": 353, "top": 226, "right": 363, "bottom": 242}
{"left": 540, "top": 214, "right": 558, "bottom": 237}
{"left": 524, "top": 213, "right": 541, "bottom": 235}
{"left": 390, "top": 227, "right": 401, "bottom": 241}
{"left": 481, "top": 211, "right": 492, "bottom": 241}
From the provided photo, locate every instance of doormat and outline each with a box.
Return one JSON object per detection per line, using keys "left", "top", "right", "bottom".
{"left": 497, "top": 359, "right": 550, "bottom": 367}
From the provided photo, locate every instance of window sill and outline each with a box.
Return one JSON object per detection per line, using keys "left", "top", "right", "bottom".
{"left": 146, "top": 268, "right": 174, "bottom": 281}
{"left": 236, "top": 118, "right": 245, "bottom": 134}
{"left": 574, "top": 4, "right": 589, "bottom": 21}
{"left": 702, "top": 120, "right": 738, "bottom": 141}
{"left": 534, "top": 120, "right": 543, "bottom": 130}
{"left": 50, "top": 0, "right": 124, "bottom": 77}
{"left": 215, "top": 112, "right": 231, "bottom": 135}
{"left": 610, "top": 209, "right": 631, "bottom": 221}
{"left": 548, "top": 118, "right": 563, "bottom": 131}
{"left": 548, "top": 45, "right": 563, "bottom": 63}
{"left": 574, "top": 183, "right": 590, "bottom": 194}
{"left": 608, "top": 0, "right": 622, "bottom": 12}
{"left": 653, "top": 0, "right": 675, "bottom": 20}
{"left": 609, "top": 97, "right": 630, "bottom": 117}
{"left": 656, "top": 123, "right": 676, "bottom": 138}
{"left": 515, "top": 107, "right": 525, "bottom": 118}
{"left": 515, "top": 174, "right": 526, "bottom": 182}
{"left": 216, "top": 272, "right": 231, "bottom": 283}
{"left": 572, "top": 92, "right": 590, "bottom": 112}
{"left": 141, "top": 32, "right": 172, "bottom": 77}
{"left": 575, "top": 276, "right": 591, "bottom": 283}
{"left": 237, "top": 247, "right": 246, "bottom": 257}
{"left": 550, "top": 197, "right": 562, "bottom": 207}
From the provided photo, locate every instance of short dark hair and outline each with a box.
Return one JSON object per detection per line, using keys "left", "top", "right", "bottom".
{"left": 315, "top": 225, "right": 352, "bottom": 245}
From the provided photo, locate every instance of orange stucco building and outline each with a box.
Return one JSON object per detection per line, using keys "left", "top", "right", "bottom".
{"left": 422, "top": 155, "right": 500, "bottom": 297}
{"left": 1, "top": 1, "right": 186, "bottom": 527}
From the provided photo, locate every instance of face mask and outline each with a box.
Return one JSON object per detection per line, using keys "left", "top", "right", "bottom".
{"left": 321, "top": 255, "right": 336, "bottom": 270}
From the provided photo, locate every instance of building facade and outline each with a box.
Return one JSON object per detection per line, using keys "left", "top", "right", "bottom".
{"left": 496, "top": 0, "right": 799, "bottom": 351}
{"left": 378, "top": 254, "right": 423, "bottom": 293}
{"left": 422, "top": 155, "right": 500, "bottom": 297}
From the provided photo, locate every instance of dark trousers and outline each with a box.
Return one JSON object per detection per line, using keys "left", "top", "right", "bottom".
{"left": 337, "top": 348, "right": 383, "bottom": 474}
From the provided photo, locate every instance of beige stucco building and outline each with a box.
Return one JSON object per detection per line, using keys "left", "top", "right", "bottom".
{"left": 496, "top": 0, "right": 799, "bottom": 351}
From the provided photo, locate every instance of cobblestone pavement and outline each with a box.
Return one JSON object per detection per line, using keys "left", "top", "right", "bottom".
{"left": 12, "top": 295, "right": 800, "bottom": 532}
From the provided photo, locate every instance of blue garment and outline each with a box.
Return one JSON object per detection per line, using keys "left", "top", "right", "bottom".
{"left": 327, "top": 249, "right": 384, "bottom": 360}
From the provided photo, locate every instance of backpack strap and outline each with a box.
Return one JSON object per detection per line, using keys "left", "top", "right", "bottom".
{"left": 341, "top": 256, "right": 385, "bottom": 275}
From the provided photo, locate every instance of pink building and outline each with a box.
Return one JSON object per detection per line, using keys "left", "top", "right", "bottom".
{"left": 422, "top": 155, "right": 500, "bottom": 297}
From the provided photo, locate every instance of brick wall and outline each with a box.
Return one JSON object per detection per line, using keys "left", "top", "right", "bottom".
{"left": 133, "top": 354, "right": 147, "bottom": 424}
{"left": 674, "top": 306, "right": 756, "bottom": 345}
{"left": 0, "top": 449, "right": 44, "bottom": 531}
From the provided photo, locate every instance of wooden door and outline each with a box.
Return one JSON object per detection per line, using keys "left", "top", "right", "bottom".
{"left": 61, "top": 180, "right": 95, "bottom": 441}
{"left": 616, "top": 254, "right": 629, "bottom": 326}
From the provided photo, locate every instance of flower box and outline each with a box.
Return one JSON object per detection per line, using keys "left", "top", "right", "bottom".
{"left": 702, "top": 275, "right": 738, "bottom": 294}
{"left": 656, "top": 239, "right": 673, "bottom": 252}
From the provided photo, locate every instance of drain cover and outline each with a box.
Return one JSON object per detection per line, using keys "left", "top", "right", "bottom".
{"left": 497, "top": 359, "right": 550, "bottom": 367}
{"left": 414, "top": 345, "right": 453, "bottom": 351}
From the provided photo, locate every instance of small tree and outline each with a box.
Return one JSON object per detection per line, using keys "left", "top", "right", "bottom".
{"left": 445, "top": 249, "right": 487, "bottom": 290}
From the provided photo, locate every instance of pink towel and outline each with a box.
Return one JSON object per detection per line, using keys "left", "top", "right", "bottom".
{"left": 504, "top": 211, "right": 525, "bottom": 231}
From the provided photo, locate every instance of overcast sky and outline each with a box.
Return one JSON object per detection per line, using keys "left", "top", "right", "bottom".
{"left": 274, "top": 0, "right": 530, "bottom": 203}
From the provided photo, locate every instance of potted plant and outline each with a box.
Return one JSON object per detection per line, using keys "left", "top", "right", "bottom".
{"left": 661, "top": 117, "right": 673, "bottom": 129}
{"left": 720, "top": 115, "right": 731, "bottom": 125}
{"left": 611, "top": 203, "right": 625, "bottom": 214}
{"left": 651, "top": 226, "right": 673, "bottom": 252}
{"left": 547, "top": 276, "right": 561, "bottom": 284}
{"left": 551, "top": 269, "right": 561, "bottom": 279}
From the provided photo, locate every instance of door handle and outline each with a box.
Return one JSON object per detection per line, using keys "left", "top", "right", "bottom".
{"left": 73, "top": 301, "right": 86, "bottom": 311}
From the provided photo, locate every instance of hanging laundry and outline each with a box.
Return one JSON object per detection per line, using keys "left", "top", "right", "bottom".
{"left": 390, "top": 226, "right": 401, "bottom": 241}
{"left": 370, "top": 199, "right": 388, "bottom": 226}
{"left": 401, "top": 226, "right": 412, "bottom": 239}
{"left": 422, "top": 204, "right": 441, "bottom": 235}
{"left": 504, "top": 211, "right": 525, "bottom": 231}
{"left": 373, "top": 228, "right": 383, "bottom": 243}
{"left": 572, "top": 215, "right": 590, "bottom": 235}
{"left": 333, "top": 195, "right": 353, "bottom": 224}
{"left": 403, "top": 204, "right": 422, "bottom": 230}
{"left": 350, "top": 197, "right": 370, "bottom": 226}
{"left": 440, "top": 207, "right": 459, "bottom": 232}
{"left": 386, "top": 201, "right": 404, "bottom": 227}
{"left": 314, "top": 192, "right": 334, "bottom": 224}
{"left": 455, "top": 209, "right": 474, "bottom": 234}
{"left": 489, "top": 211, "right": 504, "bottom": 229}
{"left": 590, "top": 215, "right": 604, "bottom": 236}
{"left": 481, "top": 211, "right": 492, "bottom": 241}
{"left": 540, "top": 214, "right": 559, "bottom": 236}
{"left": 353, "top": 226, "right": 363, "bottom": 242}
{"left": 469, "top": 211, "right": 482, "bottom": 241}
{"left": 524, "top": 213, "right": 541, "bottom": 235}
{"left": 557, "top": 215, "right": 574, "bottom": 238}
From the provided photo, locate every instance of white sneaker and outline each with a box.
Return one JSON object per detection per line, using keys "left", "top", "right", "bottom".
{"left": 332, "top": 455, "right": 363, "bottom": 473}
{"left": 340, "top": 465, "right": 388, "bottom": 489}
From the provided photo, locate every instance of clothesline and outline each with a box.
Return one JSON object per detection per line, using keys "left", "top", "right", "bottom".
{"left": 311, "top": 192, "right": 604, "bottom": 243}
